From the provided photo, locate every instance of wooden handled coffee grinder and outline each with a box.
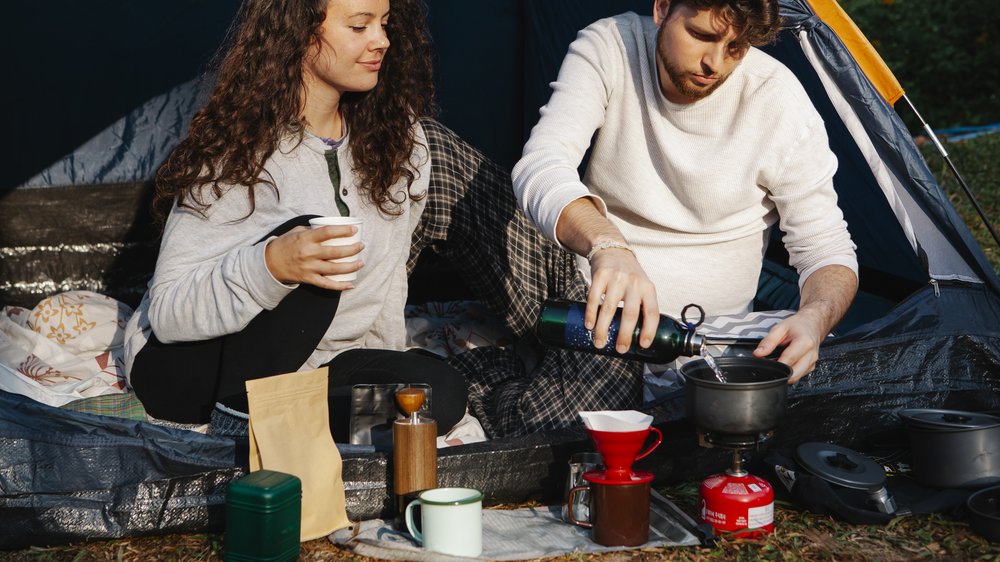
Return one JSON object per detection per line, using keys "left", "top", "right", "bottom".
{"left": 393, "top": 388, "right": 437, "bottom": 517}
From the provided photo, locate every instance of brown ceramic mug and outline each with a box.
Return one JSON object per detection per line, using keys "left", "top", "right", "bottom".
{"left": 567, "top": 479, "right": 650, "bottom": 547}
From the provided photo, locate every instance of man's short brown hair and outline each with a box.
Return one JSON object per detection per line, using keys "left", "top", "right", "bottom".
{"left": 667, "top": 0, "right": 782, "bottom": 50}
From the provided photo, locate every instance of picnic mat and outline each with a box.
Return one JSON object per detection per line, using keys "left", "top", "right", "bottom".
{"left": 329, "top": 503, "right": 703, "bottom": 561}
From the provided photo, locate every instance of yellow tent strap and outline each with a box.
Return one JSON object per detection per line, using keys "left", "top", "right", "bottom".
{"left": 804, "top": 0, "right": 904, "bottom": 105}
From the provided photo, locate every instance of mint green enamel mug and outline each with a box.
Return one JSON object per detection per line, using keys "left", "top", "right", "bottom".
{"left": 405, "top": 487, "right": 483, "bottom": 557}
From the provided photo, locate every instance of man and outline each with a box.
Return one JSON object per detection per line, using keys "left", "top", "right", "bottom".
{"left": 513, "top": 0, "right": 858, "bottom": 382}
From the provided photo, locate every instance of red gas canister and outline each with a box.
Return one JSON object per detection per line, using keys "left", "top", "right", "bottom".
{"left": 699, "top": 472, "right": 774, "bottom": 537}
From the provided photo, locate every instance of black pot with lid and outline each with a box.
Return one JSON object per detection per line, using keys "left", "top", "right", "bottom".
{"left": 898, "top": 408, "right": 1000, "bottom": 489}
{"left": 967, "top": 485, "right": 1000, "bottom": 543}
{"left": 795, "top": 442, "right": 897, "bottom": 515}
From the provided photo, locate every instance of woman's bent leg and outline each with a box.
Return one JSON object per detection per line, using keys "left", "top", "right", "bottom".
{"left": 325, "top": 348, "right": 468, "bottom": 442}
{"left": 130, "top": 215, "right": 338, "bottom": 423}
{"left": 129, "top": 336, "right": 226, "bottom": 423}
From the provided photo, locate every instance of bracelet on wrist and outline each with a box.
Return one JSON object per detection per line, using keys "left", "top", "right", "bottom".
{"left": 586, "top": 240, "right": 634, "bottom": 261}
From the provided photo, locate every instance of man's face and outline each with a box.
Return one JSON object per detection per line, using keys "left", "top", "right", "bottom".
{"left": 653, "top": 0, "right": 748, "bottom": 104}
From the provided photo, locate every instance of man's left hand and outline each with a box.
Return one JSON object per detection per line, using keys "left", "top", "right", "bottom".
{"left": 753, "top": 264, "right": 859, "bottom": 383}
{"left": 753, "top": 309, "right": 827, "bottom": 383}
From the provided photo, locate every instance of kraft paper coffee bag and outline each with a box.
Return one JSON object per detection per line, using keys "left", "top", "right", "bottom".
{"left": 246, "top": 367, "right": 350, "bottom": 540}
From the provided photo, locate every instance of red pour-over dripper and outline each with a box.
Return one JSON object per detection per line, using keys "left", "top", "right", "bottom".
{"left": 586, "top": 426, "right": 662, "bottom": 481}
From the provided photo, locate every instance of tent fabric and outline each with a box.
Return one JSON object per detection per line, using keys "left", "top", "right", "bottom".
{"left": 20, "top": 80, "right": 206, "bottom": 189}
{"left": 0, "top": 389, "right": 243, "bottom": 550}
{"left": 778, "top": 0, "right": 1000, "bottom": 296}
{"left": 795, "top": 33, "right": 982, "bottom": 286}
{"left": 19, "top": 0, "right": 999, "bottom": 304}
{"left": 804, "top": 0, "right": 904, "bottom": 104}
{"left": 2, "top": 0, "right": 999, "bottom": 548}
{"left": 758, "top": 31, "right": 929, "bottom": 307}
{"left": 7, "top": 1, "right": 242, "bottom": 189}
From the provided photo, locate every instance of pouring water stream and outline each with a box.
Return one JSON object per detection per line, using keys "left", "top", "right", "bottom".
{"left": 702, "top": 354, "right": 728, "bottom": 383}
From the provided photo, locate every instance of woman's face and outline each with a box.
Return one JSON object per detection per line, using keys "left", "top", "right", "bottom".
{"left": 303, "top": 0, "right": 391, "bottom": 98}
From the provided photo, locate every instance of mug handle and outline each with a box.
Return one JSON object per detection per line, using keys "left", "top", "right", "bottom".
{"left": 404, "top": 499, "right": 423, "bottom": 543}
{"left": 566, "top": 485, "right": 593, "bottom": 528}
{"left": 634, "top": 426, "right": 662, "bottom": 461}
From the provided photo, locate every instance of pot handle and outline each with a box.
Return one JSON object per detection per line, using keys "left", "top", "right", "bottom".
{"left": 566, "top": 486, "right": 592, "bottom": 528}
{"left": 635, "top": 426, "right": 663, "bottom": 461}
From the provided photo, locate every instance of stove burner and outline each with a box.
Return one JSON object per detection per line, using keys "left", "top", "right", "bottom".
{"left": 697, "top": 429, "right": 773, "bottom": 450}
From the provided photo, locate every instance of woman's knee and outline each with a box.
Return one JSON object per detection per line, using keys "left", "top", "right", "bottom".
{"left": 332, "top": 349, "right": 469, "bottom": 434}
{"left": 419, "top": 357, "right": 469, "bottom": 431}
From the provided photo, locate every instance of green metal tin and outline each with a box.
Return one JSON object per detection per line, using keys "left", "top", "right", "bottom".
{"left": 225, "top": 470, "right": 302, "bottom": 562}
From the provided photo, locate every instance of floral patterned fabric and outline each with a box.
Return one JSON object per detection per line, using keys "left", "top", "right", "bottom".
{"left": 0, "top": 291, "right": 131, "bottom": 407}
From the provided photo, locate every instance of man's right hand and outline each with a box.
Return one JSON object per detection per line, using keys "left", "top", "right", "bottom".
{"left": 555, "top": 197, "right": 661, "bottom": 354}
{"left": 586, "top": 246, "right": 660, "bottom": 354}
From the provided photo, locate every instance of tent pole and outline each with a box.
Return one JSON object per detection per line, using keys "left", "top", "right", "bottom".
{"left": 902, "top": 95, "right": 1000, "bottom": 250}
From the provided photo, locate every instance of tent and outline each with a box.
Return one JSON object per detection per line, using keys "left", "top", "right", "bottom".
{"left": 2, "top": 0, "right": 998, "bottom": 548}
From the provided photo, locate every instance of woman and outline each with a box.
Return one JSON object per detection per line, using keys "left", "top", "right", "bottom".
{"left": 123, "top": 0, "right": 468, "bottom": 440}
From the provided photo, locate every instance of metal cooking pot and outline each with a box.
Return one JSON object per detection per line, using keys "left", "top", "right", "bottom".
{"left": 898, "top": 409, "right": 1000, "bottom": 489}
{"left": 967, "top": 485, "right": 1000, "bottom": 543}
{"left": 681, "top": 357, "right": 790, "bottom": 435}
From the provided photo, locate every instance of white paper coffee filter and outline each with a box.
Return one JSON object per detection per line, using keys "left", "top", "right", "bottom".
{"left": 578, "top": 410, "right": 653, "bottom": 432}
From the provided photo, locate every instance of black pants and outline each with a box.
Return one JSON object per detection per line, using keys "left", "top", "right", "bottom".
{"left": 129, "top": 216, "right": 468, "bottom": 438}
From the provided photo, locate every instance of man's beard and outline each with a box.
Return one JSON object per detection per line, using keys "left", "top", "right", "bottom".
{"left": 660, "top": 55, "right": 730, "bottom": 102}
{"left": 657, "top": 29, "right": 731, "bottom": 102}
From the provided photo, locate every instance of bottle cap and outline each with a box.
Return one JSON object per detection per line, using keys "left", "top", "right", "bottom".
{"left": 685, "top": 331, "right": 704, "bottom": 356}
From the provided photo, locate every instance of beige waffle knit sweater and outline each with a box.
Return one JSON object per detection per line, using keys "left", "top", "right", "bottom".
{"left": 513, "top": 13, "right": 857, "bottom": 318}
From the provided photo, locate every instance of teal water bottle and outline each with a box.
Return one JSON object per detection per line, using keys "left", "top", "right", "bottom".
{"left": 536, "top": 299, "right": 705, "bottom": 363}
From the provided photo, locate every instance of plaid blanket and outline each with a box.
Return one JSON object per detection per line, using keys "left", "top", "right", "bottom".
{"left": 412, "top": 119, "right": 642, "bottom": 438}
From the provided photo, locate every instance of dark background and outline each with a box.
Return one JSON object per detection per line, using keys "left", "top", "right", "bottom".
{"left": 7, "top": 1, "right": 991, "bottom": 322}
{"left": 4, "top": 0, "right": 650, "bottom": 190}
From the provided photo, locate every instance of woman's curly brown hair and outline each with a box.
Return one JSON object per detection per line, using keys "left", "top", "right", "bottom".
{"left": 152, "top": 0, "right": 436, "bottom": 224}
{"left": 667, "top": 0, "right": 782, "bottom": 51}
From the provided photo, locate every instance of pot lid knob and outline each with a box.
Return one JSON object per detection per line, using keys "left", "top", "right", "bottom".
{"left": 795, "top": 442, "right": 888, "bottom": 491}
{"left": 899, "top": 408, "right": 1000, "bottom": 430}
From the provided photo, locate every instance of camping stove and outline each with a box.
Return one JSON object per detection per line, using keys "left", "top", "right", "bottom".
{"left": 697, "top": 429, "right": 775, "bottom": 537}
{"left": 697, "top": 430, "right": 773, "bottom": 450}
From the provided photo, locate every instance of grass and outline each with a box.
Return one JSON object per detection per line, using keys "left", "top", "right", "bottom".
{"left": 3, "top": 482, "right": 999, "bottom": 561}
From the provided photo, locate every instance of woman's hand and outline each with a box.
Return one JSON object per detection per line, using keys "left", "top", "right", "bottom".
{"left": 264, "top": 225, "right": 364, "bottom": 290}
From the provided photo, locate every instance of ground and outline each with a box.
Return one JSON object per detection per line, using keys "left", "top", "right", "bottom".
{"left": 3, "top": 483, "right": 998, "bottom": 561}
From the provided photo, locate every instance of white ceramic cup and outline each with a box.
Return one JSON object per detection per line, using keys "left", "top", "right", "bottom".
{"left": 308, "top": 216, "right": 363, "bottom": 281}
{"left": 405, "top": 487, "right": 483, "bottom": 557}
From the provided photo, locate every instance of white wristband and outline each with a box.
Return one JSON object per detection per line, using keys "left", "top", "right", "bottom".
{"left": 586, "top": 240, "right": 634, "bottom": 261}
